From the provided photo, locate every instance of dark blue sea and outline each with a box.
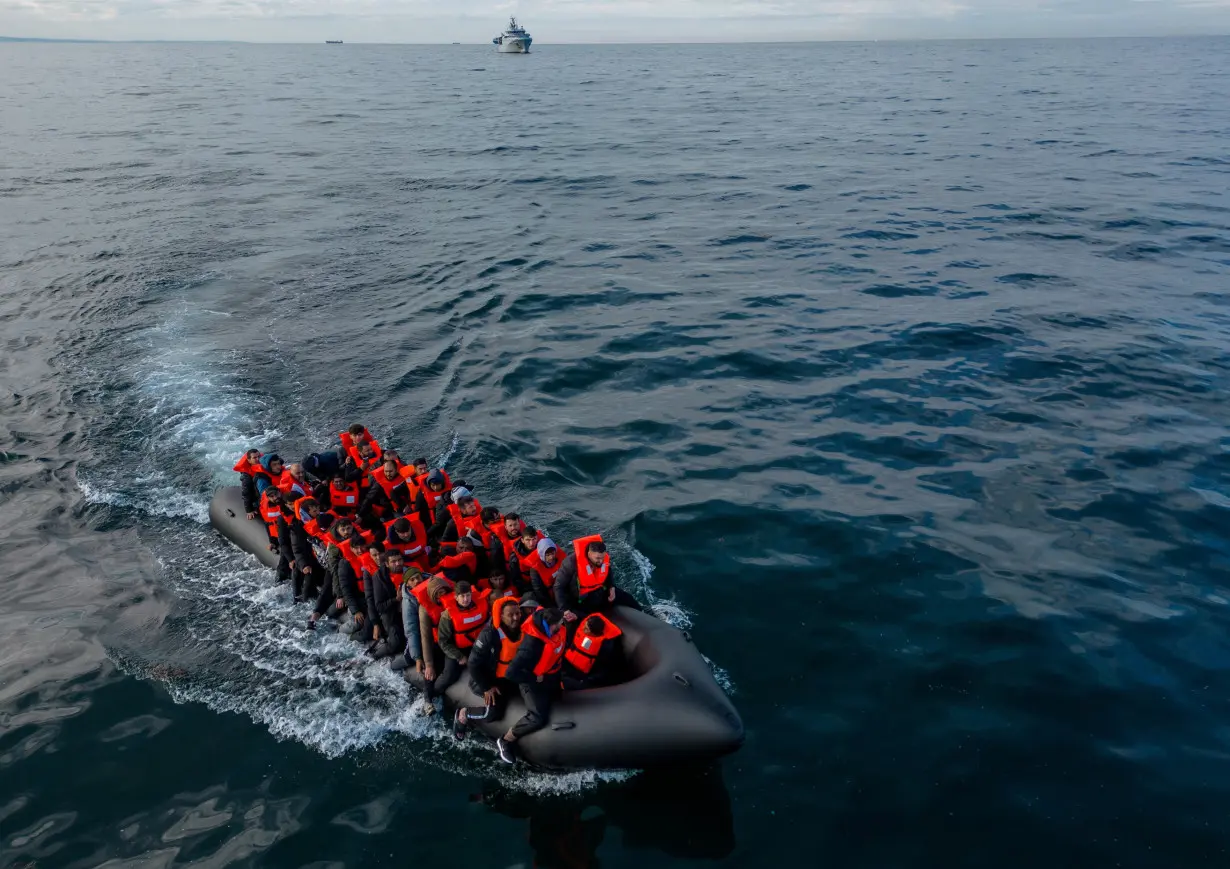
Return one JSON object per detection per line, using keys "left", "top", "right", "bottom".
{"left": 3, "top": 36, "right": 1230, "bottom": 868}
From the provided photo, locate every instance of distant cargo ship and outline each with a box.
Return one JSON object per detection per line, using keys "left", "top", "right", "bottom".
{"left": 325, "top": 40, "right": 343, "bottom": 44}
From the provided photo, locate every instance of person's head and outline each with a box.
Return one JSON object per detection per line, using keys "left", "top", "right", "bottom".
{"left": 403, "top": 566, "right": 424, "bottom": 589}
{"left": 331, "top": 473, "right": 347, "bottom": 488}
{"left": 386, "top": 549, "right": 404, "bottom": 571}
{"left": 245, "top": 448, "right": 262, "bottom": 463}
{"left": 334, "top": 518, "right": 353, "bottom": 538}
{"left": 539, "top": 607, "right": 564, "bottom": 632}
{"left": 382, "top": 457, "right": 399, "bottom": 477}
{"left": 427, "top": 577, "right": 451, "bottom": 604}
{"left": 586, "top": 539, "right": 607, "bottom": 569}
{"left": 317, "top": 513, "right": 336, "bottom": 534}
{"left": 500, "top": 599, "right": 522, "bottom": 631}
{"left": 358, "top": 442, "right": 376, "bottom": 461}
{"left": 264, "top": 487, "right": 283, "bottom": 504}
{"left": 503, "top": 513, "right": 521, "bottom": 537}
{"left": 451, "top": 487, "right": 474, "bottom": 511}
{"left": 352, "top": 537, "right": 370, "bottom": 555}
{"left": 288, "top": 462, "right": 305, "bottom": 478}
{"left": 537, "top": 538, "right": 558, "bottom": 567}
{"left": 369, "top": 539, "right": 385, "bottom": 556}
{"left": 520, "top": 526, "right": 538, "bottom": 549}
{"left": 348, "top": 423, "right": 366, "bottom": 439}
{"left": 392, "top": 517, "right": 412, "bottom": 539}
{"left": 300, "top": 498, "right": 319, "bottom": 517}
{"left": 428, "top": 470, "right": 446, "bottom": 492}
{"left": 488, "top": 572, "right": 508, "bottom": 594}
{"left": 456, "top": 536, "right": 475, "bottom": 554}
{"left": 455, "top": 580, "right": 473, "bottom": 607}
{"left": 413, "top": 458, "right": 428, "bottom": 477}
{"left": 481, "top": 506, "right": 502, "bottom": 526}
{"left": 584, "top": 615, "right": 605, "bottom": 637}
{"left": 268, "top": 455, "right": 284, "bottom": 475}
{"left": 518, "top": 595, "right": 539, "bottom": 614}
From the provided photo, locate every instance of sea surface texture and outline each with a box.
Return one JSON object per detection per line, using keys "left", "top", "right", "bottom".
{"left": 3, "top": 36, "right": 1230, "bottom": 869}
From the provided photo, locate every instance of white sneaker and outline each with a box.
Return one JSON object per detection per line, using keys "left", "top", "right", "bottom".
{"left": 496, "top": 738, "right": 516, "bottom": 764}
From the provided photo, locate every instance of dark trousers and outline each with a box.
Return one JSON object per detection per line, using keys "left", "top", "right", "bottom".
{"left": 275, "top": 545, "right": 291, "bottom": 585}
{"left": 510, "top": 680, "right": 558, "bottom": 740}
{"left": 428, "top": 656, "right": 464, "bottom": 700}
{"left": 460, "top": 679, "right": 514, "bottom": 725}
{"left": 377, "top": 608, "right": 406, "bottom": 656}
{"left": 292, "top": 554, "right": 323, "bottom": 603}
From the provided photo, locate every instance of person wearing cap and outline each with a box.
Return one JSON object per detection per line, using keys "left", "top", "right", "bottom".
{"left": 432, "top": 580, "right": 491, "bottom": 701}
{"left": 496, "top": 607, "right": 568, "bottom": 764}
{"left": 553, "top": 534, "right": 642, "bottom": 622}
{"left": 452, "top": 592, "right": 523, "bottom": 741}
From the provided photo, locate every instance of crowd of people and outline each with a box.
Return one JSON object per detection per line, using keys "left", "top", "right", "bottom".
{"left": 232, "top": 424, "right": 642, "bottom": 764}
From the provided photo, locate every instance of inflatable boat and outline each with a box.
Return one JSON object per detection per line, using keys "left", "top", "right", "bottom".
{"left": 209, "top": 486, "right": 744, "bottom": 769}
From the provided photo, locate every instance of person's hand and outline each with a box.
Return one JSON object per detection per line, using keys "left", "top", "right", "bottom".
{"left": 396, "top": 587, "right": 403, "bottom": 602}
{"left": 536, "top": 674, "right": 544, "bottom": 683}
{"left": 608, "top": 587, "right": 616, "bottom": 603}
{"left": 247, "top": 511, "right": 258, "bottom": 520}
{"left": 564, "top": 610, "right": 578, "bottom": 623}
{"left": 303, "top": 565, "right": 312, "bottom": 574}
{"left": 289, "top": 560, "right": 296, "bottom": 569}
{"left": 335, "top": 597, "right": 345, "bottom": 610}
{"left": 424, "top": 665, "right": 436, "bottom": 681}
{"left": 459, "top": 656, "right": 468, "bottom": 667}
{"left": 373, "top": 625, "right": 381, "bottom": 640}
{"left": 269, "top": 543, "right": 277, "bottom": 552}
{"left": 483, "top": 687, "right": 500, "bottom": 706}
{"left": 354, "top": 613, "right": 364, "bottom": 626}
{"left": 415, "top": 659, "right": 424, "bottom": 674}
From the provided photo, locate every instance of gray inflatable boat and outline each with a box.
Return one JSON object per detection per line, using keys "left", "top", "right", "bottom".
{"left": 208, "top": 486, "right": 744, "bottom": 769}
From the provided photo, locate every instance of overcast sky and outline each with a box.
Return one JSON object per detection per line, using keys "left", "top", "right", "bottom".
{"left": 1, "top": 0, "right": 1228, "bottom": 42}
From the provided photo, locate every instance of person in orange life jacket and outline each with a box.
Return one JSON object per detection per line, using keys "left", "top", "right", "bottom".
{"left": 364, "top": 548, "right": 408, "bottom": 660}
{"left": 413, "top": 577, "right": 455, "bottom": 705}
{"left": 340, "top": 423, "right": 381, "bottom": 462}
{"left": 398, "top": 457, "right": 429, "bottom": 502}
{"left": 428, "top": 580, "right": 492, "bottom": 702}
{"left": 360, "top": 456, "right": 412, "bottom": 518}
{"left": 452, "top": 594, "right": 524, "bottom": 741}
{"left": 414, "top": 468, "right": 453, "bottom": 531}
{"left": 496, "top": 607, "right": 568, "bottom": 763}
{"left": 527, "top": 538, "right": 562, "bottom": 606}
{"left": 277, "top": 496, "right": 325, "bottom": 603}
{"left": 354, "top": 441, "right": 382, "bottom": 476}
{"left": 259, "top": 486, "right": 293, "bottom": 586}
{"left": 384, "top": 514, "right": 429, "bottom": 571}
{"left": 504, "top": 525, "right": 544, "bottom": 597}
{"left": 561, "top": 613, "right": 624, "bottom": 691}
{"left": 234, "top": 448, "right": 264, "bottom": 517}
{"left": 327, "top": 472, "right": 362, "bottom": 517}
{"left": 480, "top": 506, "right": 516, "bottom": 587}
{"left": 554, "top": 537, "right": 642, "bottom": 622}
{"left": 251, "top": 454, "right": 285, "bottom": 502}
{"left": 307, "top": 516, "right": 360, "bottom": 628}
{"left": 437, "top": 535, "right": 480, "bottom": 583}
{"left": 388, "top": 564, "right": 427, "bottom": 672}
{"left": 339, "top": 536, "right": 376, "bottom": 641}
{"left": 300, "top": 450, "right": 344, "bottom": 484}
{"left": 280, "top": 462, "right": 317, "bottom": 500}
{"left": 428, "top": 486, "right": 478, "bottom": 552}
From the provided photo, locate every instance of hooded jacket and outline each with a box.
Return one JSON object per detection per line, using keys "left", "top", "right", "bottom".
{"left": 467, "top": 597, "right": 522, "bottom": 694}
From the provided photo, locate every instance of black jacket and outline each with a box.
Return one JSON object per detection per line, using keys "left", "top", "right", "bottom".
{"left": 505, "top": 615, "right": 564, "bottom": 686}
{"left": 365, "top": 565, "right": 400, "bottom": 620}
{"left": 277, "top": 513, "right": 317, "bottom": 570}
{"left": 553, "top": 553, "right": 613, "bottom": 614}
{"left": 467, "top": 622, "right": 503, "bottom": 693}
{"left": 359, "top": 475, "right": 412, "bottom": 517}
{"left": 241, "top": 473, "right": 259, "bottom": 515}
{"left": 336, "top": 557, "right": 365, "bottom": 616}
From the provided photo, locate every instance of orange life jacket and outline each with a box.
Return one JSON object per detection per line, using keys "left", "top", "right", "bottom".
{"left": 330, "top": 479, "right": 360, "bottom": 513}
{"left": 443, "top": 589, "right": 491, "bottom": 650}
{"left": 572, "top": 534, "right": 610, "bottom": 596}
{"left": 522, "top": 615, "right": 567, "bottom": 677}
{"left": 384, "top": 515, "right": 428, "bottom": 567}
{"left": 336, "top": 536, "right": 363, "bottom": 575}
{"left": 438, "top": 550, "right": 477, "bottom": 577}
{"left": 530, "top": 556, "right": 560, "bottom": 597}
{"left": 490, "top": 595, "right": 523, "bottom": 678}
{"left": 369, "top": 467, "right": 403, "bottom": 499}
{"left": 443, "top": 500, "right": 487, "bottom": 552}
{"left": 259, "top": 490, "right": 282, "bottom": 539}
{"left": 360, "top": 550, "right": 378, "bottom": 577}
{"left": 340, "top": 428, "right": 381, "bottom": 459}
{"left": 398, "top": 466, "right": 423, "bottom": 501}
{"left": 233, "top": 456, "right": 262, "bottom": 476}
{"left": 413, "top": 581, "right": 451, "bottom": 642}
{"left": 390, "top": 568, "right": 406, "bottom": 589}
{"left": 564, "top": 612, "right": 622, "bottom": 674}
{"left": 416, "top": 470, "right": 451, "bottom": 515}
{"left": 490, "top": 523, "right": 519, "bottom": 559}
{"left": 277, "top": 470, "right": 313, "bottom": 498}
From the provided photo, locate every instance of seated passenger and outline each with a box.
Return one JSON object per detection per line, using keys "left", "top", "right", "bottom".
{"left": 554, "top": 535, "right": 642, "bottom": 621}
{"left": 251, "top": 454, "right": 285, "bottom": 499}
{"left": 389, "top": 565, "right": 426, "bottom": 673}
{"left": 429, "top": 486, "right": 480, "bottom": 551}
{"left": 496, "top": 607, "right": 567, "bottom": 764}
{"left": 301, "top": 449, "right": 344, "bottom": 483}
{"left": 354, "top": 440, "right": 382, "bottom": 475}
{"left": 413, "top": 577, "right": 454, "bottom": 708}
{"left": 561, "top": 613, "right": 624, "bottom": 691}
{"left": 437, "top": 535, "right": 479, "bottom": 583}
{"left": 528, "top": 537, "right": 562, "bottom": 606}
{"left": 398, "top": 457, "right": 430, "bottom": 503}
{"left": 280, "top": 462, "right": 316, "bottom": 499}
{"left": 361, "top": 456, "right": 412, "bottom": 519}
{"left": 453, "top": 593, "right": 523, "bottom": 741}
{"left": 234, "top": 448, "right": 264, "bottom": 518}
{"left": 505, "top": 525, "right": 543, "bottom": 596}
{"left": 365, "top": 549, "right": 407, "bottom": 660}
{"left": 327, "top": 472, "right": 361, "bottom": 517}
{"left": 340, "top": 423, "right": 381, "bottom": 463}
{"left": 432, "top": 580, "right": 492, "bottom": 702}
{"left": 259, "top": 485, "right": 291, "bottom": 585}
{"left": 308, "top": 516, "right": 360, "bottom": 628}
{"left": 384, "top": 514, "right": 429, "bottom": 571}
{"left": 414, "top": 468, "right": 452, "bottom": 531}
{"left": 277, "top": 496, "right": 325, "bottom": 603}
